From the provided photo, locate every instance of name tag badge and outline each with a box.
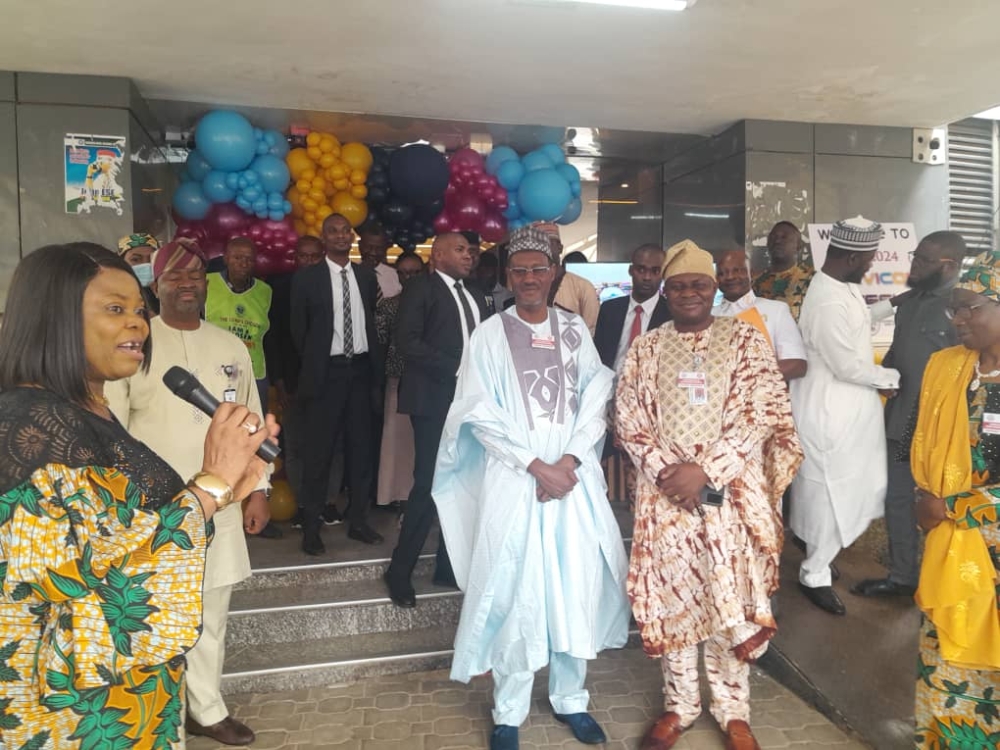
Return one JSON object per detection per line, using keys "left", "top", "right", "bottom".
{"left": 984, "top": 412, "right": 1000, "bottom": 435}
{"left": 689, "top": 386, "right": 708, "bottom": 406}
{"left": 677, "top": 371, "right": 707, "bottom": 388}
{"left": 531, "top": 335, "right": 556, "bottom": 350}
{"left": 223, "top": 388, "right": 237, "bottom": 403}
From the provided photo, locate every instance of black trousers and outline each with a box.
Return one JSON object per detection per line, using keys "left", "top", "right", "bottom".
{"left": 387, "top": 412, "right": 453, "bottom": 583}
{"left": 300, "top": 356, "right": 373, "bottom": 533}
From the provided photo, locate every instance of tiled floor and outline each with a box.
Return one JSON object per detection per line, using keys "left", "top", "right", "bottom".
{"left": 188, "top": 646, "right": 869, "bottom": 750}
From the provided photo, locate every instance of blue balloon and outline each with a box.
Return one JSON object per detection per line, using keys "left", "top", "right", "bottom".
{"left": 556, "top": 162, "right": 581, "bottom": 186}
{"left": 195, "top": 110, "right": 256, "bottom": 172}
{"left": 283, "top": 200, "right": 293, "bottom": 213}
{"left": 496, "top": 160, "right": 525, "bottom": 191}
{"left": 251, "top": 154, "right": 291, "bottom": 194}
{"left": 267, "top": 192, "right": 284, "bottom": 210}
{"left": 485, "top": 146, "right": 519, "bottom": 176}
{"left": 202, "top": 170, "right": 237, "bottom": 203}
{"left": 539, "top": 144, "right": 566, "bottom": 165}
{"left": 224, "top": 172, "right": 240, "bottom": 190}
{"left": 570, "top": 181, "right": 581, "bottom": 198}
{"left": 255, "top": 140, "right": 269, "bottom": 156}
{"left": 256, "top": 210, "right": 269, "bottom": 219}
{"left": 184, "top": 150, "right": 212, "bottom": 182}
{"left": 238, "top": 176, "right": 248, "bottom": 190}
{"left": 179, "top": 170, "right": 192, "bottom": 183}
{"left": 242, "top": 186, "right": 261, "bottom": 202}
{"left": 509, "top": 218, "right": 527, "bottom": 231}
{"left": 236, "top": 196, "right": 251, "bottom": 211}
{"left": 173, "top": 182, "right": 211, "bottom": 220}
{"left": 268, "top": 210, "right": 284, "bottom": 221}
{"left": 557, "top": 197, "right": 583, "bottom": 225}
{"left": 253, "top": 127, "right": 264, "bottom": 141}
{"left": 253, "top": 198, "right": 268, "bottom": 214}
{"left": 265, "top": 129, "right": 289, "bottom": 158}
{"left": 521, "top": 150, "right": 554, "bottom": 173}
{"left": 243, "top": 170, "right": 259, "bottom": 184}
{"left": 503, "top": 194, "right": 521, "bottom": 220}
{"left": 517, "top": 168, "right": 572, "bottom": 222}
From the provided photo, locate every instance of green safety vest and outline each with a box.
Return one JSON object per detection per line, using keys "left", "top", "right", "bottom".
{"left": 205, "top": 273, "right": 272, "bottom": 379}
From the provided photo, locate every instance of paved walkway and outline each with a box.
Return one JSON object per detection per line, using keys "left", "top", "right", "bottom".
{"left": 188, "top": 646, "right": 868, "bottom": 749}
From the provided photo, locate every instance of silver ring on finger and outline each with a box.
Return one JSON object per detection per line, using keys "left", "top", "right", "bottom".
{"left": 241, "top": 420, "right": 259, "bottom": 435}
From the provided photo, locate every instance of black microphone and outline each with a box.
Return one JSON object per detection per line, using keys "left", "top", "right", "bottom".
{"left": 162, "top": 366, "right": 280, "bottom": 462}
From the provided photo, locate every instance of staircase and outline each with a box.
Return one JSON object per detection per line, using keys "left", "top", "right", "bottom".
{"left": 222, "top": 508, "right": 633, "bottom": 695}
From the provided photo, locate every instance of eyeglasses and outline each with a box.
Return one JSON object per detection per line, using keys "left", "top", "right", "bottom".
{"left": 508, "top": 266, "right": 552, "bottom": 279}
{"left": 945, "top": 300, "right": 996, "bottom": 320}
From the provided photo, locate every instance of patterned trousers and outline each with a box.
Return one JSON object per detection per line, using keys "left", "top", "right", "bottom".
{"left": 660, "top": 631, "right": 751, "bottom": 729}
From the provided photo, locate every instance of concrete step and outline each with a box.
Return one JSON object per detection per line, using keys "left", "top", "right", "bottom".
{"left": 227, "top": 572, "right": 463, "bottom": 647}
{"left": 221, "top": 626, "right": 457, "bottom": 695}
{"left": 234, "top": 553, "right": 435, "bottom": 591}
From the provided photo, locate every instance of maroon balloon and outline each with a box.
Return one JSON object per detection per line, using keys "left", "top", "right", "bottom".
{"left": 201, "top": 238, "right": 225, "bottom": 260}
{"left": 255, "top": 253, "right": 280, "bottom": 276}
{"left": 453, "top": 194, "right": 485, "bottom": 230}
{"left": 206, "top": 203, "right": 250, "bottom": 240}
{"left": 175, "top": 220, "right": 208, "bottom": 242}
{"left": 247, "top": 224, "right": 266, "bottom": 242}
{"left": 433, "top": 211, "right": 454, "bottom": 235}
{"left": 480, "top": 211, "right": 507, "bottom": 243}
{"left": 450, "top": 147, "right": 483, "bottom": 173}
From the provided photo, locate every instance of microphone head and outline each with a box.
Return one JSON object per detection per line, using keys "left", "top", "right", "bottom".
{"left": 162, "top": 366, "right": 201, "bottom": 399}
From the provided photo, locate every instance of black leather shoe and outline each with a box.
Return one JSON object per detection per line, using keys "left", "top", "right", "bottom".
{"left": 186, "top": 715, "right": 255, "bottom": 746}
{"left": 383, "top": 571, "right": 416, "bottom": 608}
{"left": 851, "top": 578, "right": 917, "bottom": 598}
{"left": 554, "top": 712, "right": 607, "bottom": 744}
{"left": 348, "top": 523, "right": 384, "bottom": 545}
{"left": 799, "top": 583, "right": 846, "bottom": 615}
{"left": 302, "top": 529, "right": 325, "bottom": 556}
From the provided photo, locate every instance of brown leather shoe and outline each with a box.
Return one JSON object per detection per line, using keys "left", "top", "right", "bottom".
{"left": 186, "top": 715, "right": 255, "bottom": 746}
{"left": 724, "top": 720, "right": 761, "bottom": 750}
{"left": 640, "top": 711, "right": 686, "bottom": 750}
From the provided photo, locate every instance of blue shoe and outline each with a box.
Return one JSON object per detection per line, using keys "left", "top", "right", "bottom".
{"left": 555, "top": 712, "right": 607, "bottom": 744}
{"left": 490, "top": 725, "right": 519, "bottom": 750}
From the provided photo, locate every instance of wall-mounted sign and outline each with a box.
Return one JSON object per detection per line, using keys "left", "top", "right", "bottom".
{"left": 65, "top": 133, "right": 126, "bottom": 215}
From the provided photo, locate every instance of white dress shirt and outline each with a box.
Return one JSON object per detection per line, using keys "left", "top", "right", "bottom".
{"left": 327, "top": 258, "right": 369, "bottom": 355}
{"left": 375, "top": 262, "right": 403, "bottom": 299}
{"left": 713, "top": 290, "right": 806, "bottom": 362}
{"left": 436, "top": 269, "right": 481, "bottom": 351}
{"left": 613, "top": 294, "right": 661, "bottom": 373}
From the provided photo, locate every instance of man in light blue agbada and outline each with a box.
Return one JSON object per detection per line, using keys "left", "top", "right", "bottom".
{"left": 433, "top": 225, "right": 630, "bottom": 750}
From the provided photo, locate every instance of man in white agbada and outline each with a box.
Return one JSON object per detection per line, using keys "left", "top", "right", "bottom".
{"left": 433, "top": 226, "right": 630, "bottom": 750}
{"left": 790, "top": 217, "right": 901, "bottom": 616}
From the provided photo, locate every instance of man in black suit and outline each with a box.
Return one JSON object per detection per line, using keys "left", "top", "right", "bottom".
{"left": 384, "top": 232, "right": 488, "bottom": 607}
{"left": 290, "top": 213, "right": 385, "bottom": 555}
{"left": 594, "top": 244, "right": 670, "bottom": 372}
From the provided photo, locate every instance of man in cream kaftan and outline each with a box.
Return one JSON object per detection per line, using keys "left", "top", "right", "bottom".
{"left": 616, "top": 239, "right": 802, "bottom": 750}
{"left": 432, "top": 226, "right": 629, "bottom": 749}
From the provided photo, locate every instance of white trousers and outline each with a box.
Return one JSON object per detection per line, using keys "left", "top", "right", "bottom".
{"left": 493, "top": 652, "right": 589, "bottom": 727}
{"left": 661, "top": 634, "right": 750, "bottom": 729}
{"left": 186, "top": 584, "right": 233, "bottom": 726}
{"left": 799, "top": 531, "right": 844, "bottom": 588}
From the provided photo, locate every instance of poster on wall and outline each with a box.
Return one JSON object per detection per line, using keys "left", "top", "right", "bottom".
{"left": 807, "top": 222, "right": 916, "bottom": 349}
{"left": 64, "top": 133, "right": 126, "bottom": 215}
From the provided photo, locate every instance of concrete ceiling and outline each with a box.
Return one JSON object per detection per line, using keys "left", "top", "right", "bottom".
{"left": 3, "top": 0, "right": 999, "bottom": 137}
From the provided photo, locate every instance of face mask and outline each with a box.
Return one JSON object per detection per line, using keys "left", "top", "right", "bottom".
{"left": 133, "top": 263, "right": 154, "bottom": 288}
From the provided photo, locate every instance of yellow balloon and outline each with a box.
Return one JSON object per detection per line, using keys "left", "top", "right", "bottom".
{"left": 350, "top": 184, "right": 368, "bottom": 199}
{"left": 317, "top": 204, "right": 334, "bottom": 221}
{"left": 319, "top": 136, "right": 336, "bottom": 154}
{"left": 304, "top": 211, "right": 317, "bottom": 225}
{"left": 324, "top": 184, "right": 336, "bottom": 198}
{"left": 307, "top": 189, "right": 325, "bottom": 204}
{"left": 295, "top": 179, "right": 311, "bottom": 194}
{"left": 341, "top": 142, "right": 373, "bottom": 172}
{"left": 294, "top": 219, "right": 308, "bottom": 235}
{"left": 305, "top": 132, "right": 321, "bottom": 147}
{"left": 319, "top": 153, "right": 336, "bottom": 168}
{"left": 302, "top": 169, "right": 316, "bottom": 182}
{"left": 329, "top": 164, "right": 347, "bottom": 180}
{"left": 311, "top": 176, "right": 326, "bottom": 189}
{"left": 287, "top": 185, "right": 301, "bottom": 204}
{"left": 286, "top": 148, "right": 314, "bottom": 181}
{"left": 306, "top": 146, "right": 322, "bottom": 161}
{"left": 271, "top": 456, "right": 284, "bottom": 474}
{"left": 269, "top": 480, "right": 297, "bottom": 522}
{"left": 302, "top": 198, "right": 318, "bottom": 212}
{"left": 349, "top": 169, "right": 367, "bottom": 186}
{"left": 334, "top": 178, "right": 350, "bottom": 191}
{"left": 331, "top": 192, "right": 368, "bottom": 227}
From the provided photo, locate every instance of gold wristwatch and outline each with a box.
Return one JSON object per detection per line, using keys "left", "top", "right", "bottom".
{"left": 188, "top": 471, "right": 236, "bottom": 510}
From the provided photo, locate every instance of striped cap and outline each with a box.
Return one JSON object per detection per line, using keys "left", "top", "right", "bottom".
{"left": 829, "top": 216, "right": 884, "bottom": 252}
{"left": 152, "top": 238, "right": 206, "bottom": 280}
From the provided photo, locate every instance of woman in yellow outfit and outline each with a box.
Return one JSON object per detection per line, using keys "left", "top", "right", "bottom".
{"left": 911, "top": 249, "right": 1000, "bottom": 749}
{"left": 0, "top": 243, "right": 274, "bottom": 749}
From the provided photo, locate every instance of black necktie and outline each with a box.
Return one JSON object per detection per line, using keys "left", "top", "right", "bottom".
{"left": 455, "top": 281, "right": 476, "bottom": 336}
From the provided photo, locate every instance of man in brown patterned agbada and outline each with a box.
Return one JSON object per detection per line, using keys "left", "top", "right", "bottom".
{"left": 616, "top": 240, "right": 803, "bottom": 750}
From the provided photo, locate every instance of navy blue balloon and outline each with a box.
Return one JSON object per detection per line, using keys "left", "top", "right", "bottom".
{"left": 381, "top": 199, "right": 414, "bottom": 226}
{"left": 173, "top": 182, "right": 211, "bottom": 220}
{"left": 389, "top": 144, "right": 449, "bottom": 206}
